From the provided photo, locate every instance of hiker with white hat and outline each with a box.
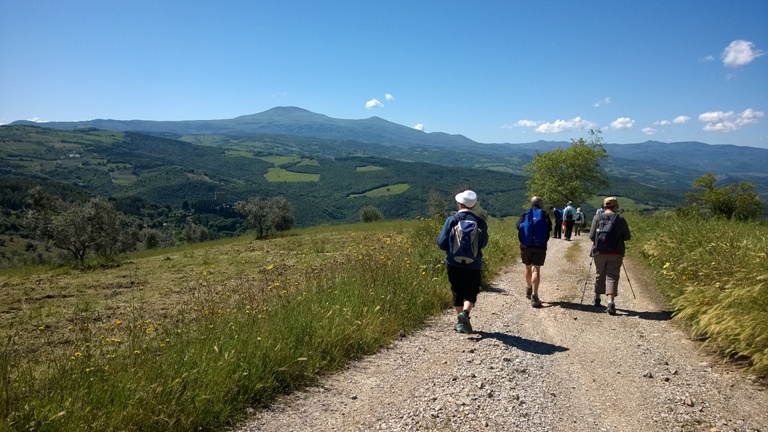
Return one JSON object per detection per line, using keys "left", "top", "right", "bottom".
{"left": 436, "top": 190, "right": 489, "bottom": 334}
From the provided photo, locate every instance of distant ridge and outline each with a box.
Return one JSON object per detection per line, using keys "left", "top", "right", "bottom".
{"left": 9, "top": 106, "right": 768, "bottom": 177}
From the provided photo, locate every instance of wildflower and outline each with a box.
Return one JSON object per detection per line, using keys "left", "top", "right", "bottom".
{"left": 115, "top": 320, "right": 122, "bottom": 325}
{"left": 134, "top": 350, "right": 140, "bottom": 355}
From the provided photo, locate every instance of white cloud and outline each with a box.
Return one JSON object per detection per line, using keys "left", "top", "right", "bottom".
{"left": 27, "top": 118, "right": 48, "bottom": 123}
{"left": 514, "top": 120, "right": 543, "bottom": 128}
{"left": 593, "top": 97, "right": 611, "bottom": 108}
{"left": 534, "top": 117, "right": 597, "bottom": 134}
{"left": 722, "top": 40, "right": 765, "bottom": 67}
{"left": 642, "top": 127, "right": 657, "bottom": 135}
{"left": 365, "top": 99, "right": 384, "bottom": 109}
{"left": 673, "top": 115, "right": 690, "bottom": 124}
{"left": 699, "top": 108, "right": 765, "bottom": 132}
{"left": 700, "top": 55, "right": 715, "bottom": 62}
{"left": 413, "top": 124, "right": 424, "bottom": 131}
{"left": 654, "top": 120, "right": 672, "bottom": 126}
{"left": 610, "top": 117, "right": 635, "bottom": 130}
{"left": 385, "top": 94, "right": 394, "bottom": 101}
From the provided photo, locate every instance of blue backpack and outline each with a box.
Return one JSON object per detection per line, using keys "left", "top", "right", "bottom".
{"left": 518, "top": 208, "right": 549, "bottom": 247}
{"left": 449, "top": 214, "right": 481, "bottom": 265}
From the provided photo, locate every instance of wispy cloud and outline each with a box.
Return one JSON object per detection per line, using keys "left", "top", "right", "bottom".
{"left": 413, "top": 124, "right": 424, "bottom": 131}
{"left": 27, "top": 118, "right": 48, "bottom": 123}
{"left": 610, "top": 117, "right": 635, "bottom": 130}
{"left": 722, "top": 40, "right": 764, "bottom": 67}
{"left": 699, "top": 108, "right": 764, "bottom": 132}
{"left": 700, "top": 55, "right": 715, "bottom": 62}
{"left": 365, "top": 99, "right": 384, "bottom": 109}
{"left": 642, "top": 127, "right": 657, "bottom": 135}
{"left": 385, "top": 94, "right": 394, "bottom": 101}
{"left": 593, "top": 97, "right": 611, "bottom": 108}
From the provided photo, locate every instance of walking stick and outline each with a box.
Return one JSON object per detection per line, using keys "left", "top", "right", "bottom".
{"left": 579, "top": 257, "right": 593, "bottom": 304}
{"left": 622, "top": 262, "right": 637, "bottom": 299}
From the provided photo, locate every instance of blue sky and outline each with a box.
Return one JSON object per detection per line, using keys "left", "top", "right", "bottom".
{"left": 1, "top": 1, "right": 767, "bottom": 148}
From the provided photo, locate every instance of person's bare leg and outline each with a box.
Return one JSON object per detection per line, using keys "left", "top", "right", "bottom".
{"left": 531, "top": 265, "right": 541, "bottom": 295}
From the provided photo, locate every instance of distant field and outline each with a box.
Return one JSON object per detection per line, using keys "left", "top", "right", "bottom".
{"left": 355, "top": 165, "right": 383, "bottom": 172}
{"left": 264, "top": 167, "right": 320, "bottom": 182}
{"left": 297, "top": 158, "right": 319, "bottom": 166}
{"left": 224, "top": 149, "right": 256, "bottom": 158}
{"left": 260, "top": 155, "right": 303, "bottom": 166}
{"left": 349, "top": 183, "right": 410, "bottom": 198}
{"left": 587, "top": 195, "right": 654, "bottom": 212}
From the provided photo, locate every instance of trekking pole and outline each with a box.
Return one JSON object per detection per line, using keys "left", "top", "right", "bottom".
{"left": 622, "top": 262, "right": 637, "bottom": 299}
{"left": 579, "top": 257, "right": 593, "bottom": 304}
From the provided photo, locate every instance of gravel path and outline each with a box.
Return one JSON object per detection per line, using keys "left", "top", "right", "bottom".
{"left": 237, "top": 235, "right": 767, "bottom": 432}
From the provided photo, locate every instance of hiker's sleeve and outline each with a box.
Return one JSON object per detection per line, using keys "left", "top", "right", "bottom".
{"left": 480, "top": 220, "right": 489, "bottom": 249}
{"left": 588, "top": 215, "right": 599, "bottom": 241}
{"left": 436, "top": 217, "right": 452, "bottom": 251}
{"left": 515, "top": 213, "right": 524, "bottom": 230}
{"left": 622, "top": 217, "right": 632, "bottom": 241}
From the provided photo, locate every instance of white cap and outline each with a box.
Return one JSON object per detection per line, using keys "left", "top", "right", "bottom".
{"left": 455, "top": 190, "right": 478, "bottom": 208}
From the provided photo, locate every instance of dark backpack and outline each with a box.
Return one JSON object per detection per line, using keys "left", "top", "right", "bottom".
{"left": 450, "top": 214, "right": 481, "bottom": 264}
{"left": 565, "top": 208, "right": 574, "bottom": 221}
{"left": 518, "top": 208, "right": 549, "bottom": 247}
{"left": 594, "top": 213, "right": 620, "bottom": 253}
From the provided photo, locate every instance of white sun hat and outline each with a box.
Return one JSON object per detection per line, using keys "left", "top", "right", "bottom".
{"left": 454, "top": 190, "right": 478, "bottom": 208}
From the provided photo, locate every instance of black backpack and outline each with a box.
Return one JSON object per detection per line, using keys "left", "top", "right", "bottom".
{"left": 594, "top": 213, "right": 620, "bottom": 253}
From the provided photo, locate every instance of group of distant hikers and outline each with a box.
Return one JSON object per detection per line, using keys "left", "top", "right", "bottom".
{"left": 437, "top": 191, "right": 631, "bottom": 334}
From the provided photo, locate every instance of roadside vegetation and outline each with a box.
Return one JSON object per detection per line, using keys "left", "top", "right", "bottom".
{"left": 627, "top": 212, "right": 768, "bottom": 375}
{"left": 0, "top": 217, "right": 518, "bottom": 431}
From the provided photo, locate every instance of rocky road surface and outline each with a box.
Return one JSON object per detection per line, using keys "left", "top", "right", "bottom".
{"left": 237, "top": 235, "right": 767, "bottom": 432}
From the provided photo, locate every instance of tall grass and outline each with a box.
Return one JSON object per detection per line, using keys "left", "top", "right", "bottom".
{"left": 627, "top": 213, "right": 768, "bottom": 375}
{"left": 1, "top": 217, "right": 520, "bottom": 431}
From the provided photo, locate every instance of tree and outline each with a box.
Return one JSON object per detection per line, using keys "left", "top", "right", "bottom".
{"left": 427, "top": 190, "right": 449, "bottom": 219}
{"left": 25, "top": 189, "right": 131, "bottom": 263}
{"left": 359, "top": 205, "right": 384, "bottom": 223}
{"left": 523, "top": 130, "right": 609, "bottom": 208}
{"left": 235, "top": 196, "right": 295, "bottom": 238}
{"left": 687, "top": 173, "right": 763, "bottom": 221}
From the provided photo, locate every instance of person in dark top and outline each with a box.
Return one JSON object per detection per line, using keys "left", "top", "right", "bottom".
{"left": 436, "top": 190, "right": 489, "bottom": 334}
{"left": 551, "top": 206, "right": 563, "bottom": 239}
{"left": 588, "top": 197, "right": 631, "bottom": 315}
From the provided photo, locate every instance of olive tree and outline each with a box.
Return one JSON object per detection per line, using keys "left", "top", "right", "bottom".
{"left": 25, "top": 188, "right": 131, "bottom": 263}
{"left": 687, "top": 173, "right": 763, "bottom": 221}
{"left": 524, "top": 130, "right": 609, "bottom": 207}
{"left": 235, "top": 196, "right": 295, "bottom": 238}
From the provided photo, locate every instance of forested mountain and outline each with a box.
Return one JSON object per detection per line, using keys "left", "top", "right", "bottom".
{"left": 11, "top": 106, "right": 768, "bottom": 197}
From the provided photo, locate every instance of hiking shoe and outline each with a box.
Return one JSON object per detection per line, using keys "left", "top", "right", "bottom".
{"left": 592, "top": 297, "right": 601, "bottom": 307}
{"left": 606, "top": 302, "right": 616, "bottom": 315}
{"left": 526, "top": 286, "right": 532, "bottom": 299}
{"left": 531, "top": 295, "right": 543, "bottom": 308}
{"left": 457, "top": 311, "right": 473, "bottom": 334}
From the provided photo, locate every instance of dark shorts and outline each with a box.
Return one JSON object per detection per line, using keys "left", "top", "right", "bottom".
{"left": 520, "top": 248, "right": 547, "bottom": 266}
{"left": 446, "top": 264, "right": 481, "bottom": 307}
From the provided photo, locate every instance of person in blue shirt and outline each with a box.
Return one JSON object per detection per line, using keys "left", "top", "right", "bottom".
{"left": 436, "top": 190, "right": 489, "bottom": 334}
{"left": 563, "top": 201, "right": 576, "bottom": 240}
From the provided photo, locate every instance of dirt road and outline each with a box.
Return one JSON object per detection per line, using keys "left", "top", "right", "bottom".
{"left": 238, "top": 235, "right": 767, "bottom": 431}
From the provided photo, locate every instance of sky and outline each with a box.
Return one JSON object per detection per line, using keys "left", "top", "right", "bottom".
{"left": 1, "top": 1, "right": 767, "bottom": 148}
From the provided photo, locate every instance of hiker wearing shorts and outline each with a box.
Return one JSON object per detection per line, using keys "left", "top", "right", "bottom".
{"left": 589, "top": 197, "right": 631, "bottom": 315}
{"left": 436, "top": 190, "right": 489, "bottom": 334}
{"left": 517, "top": 196, "right": 552, "bottom": 308}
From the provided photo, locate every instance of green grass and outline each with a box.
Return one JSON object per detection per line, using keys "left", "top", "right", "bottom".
{"left": 0, "top": 217, "right": 520, "bottom": 431}
{"left": 349, "top": 183, "right": 410, "bottom": 198}
{"left": 263, "top": 167, "right": 320, "bottom": 182}
{"left": 627, "top": 213, "right": 768, "bottom": 375}
{"left": 355, "top": 165, "right": 383, "bottom": 172}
